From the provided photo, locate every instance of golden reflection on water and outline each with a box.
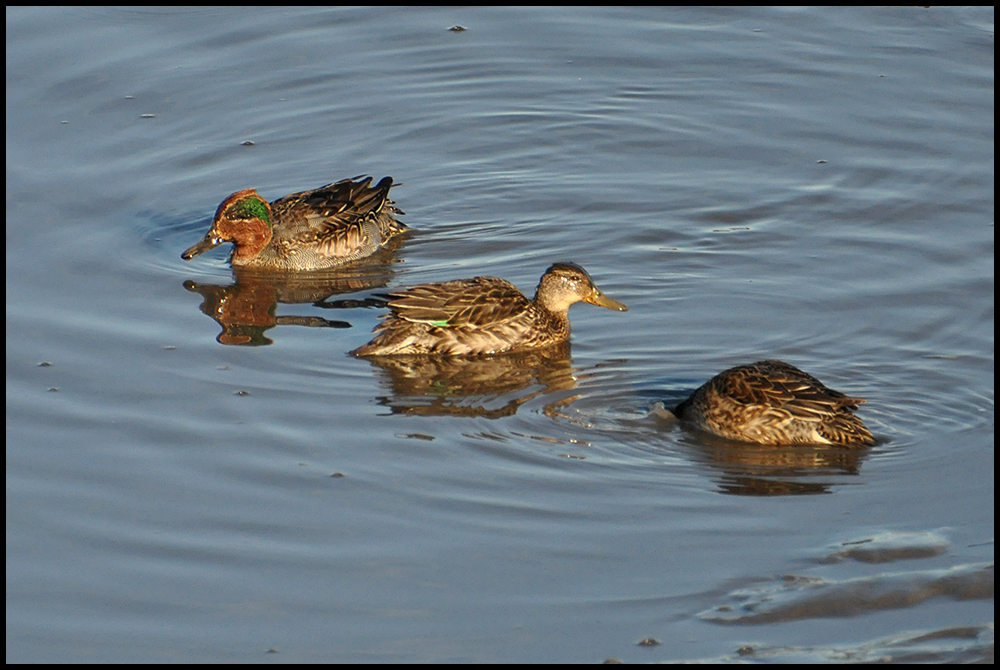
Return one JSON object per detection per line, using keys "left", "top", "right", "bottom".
{"left": 650, "top": 404, "right": 868, "bottom": 496}
{"left": 693, "top": 437, "right": 866, "bottom": 496}
{"left": 182, "top": 248, "right": 401, "bottom": 346}
{"left": 362, "top": 342, "right": 579, "bottom": 419}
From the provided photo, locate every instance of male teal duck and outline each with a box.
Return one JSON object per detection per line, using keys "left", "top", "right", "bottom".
{"left": 351, "top": 262, "right": 627, "bottom": 356}
{"left": 670, "top": 360, "right": 876, "bottom": 447}
{"left": 182, "top": 175, "right": 406, "bottom": 270}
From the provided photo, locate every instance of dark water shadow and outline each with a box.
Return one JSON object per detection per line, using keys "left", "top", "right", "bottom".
{"left": 360, "top": 342, "right": 579, "bottom": 419}
{"left": 183, "top": 246, "right": 401, "bottom": 346}
{"left": 648, "top": 388, "right": 870, "bottom": 496}
{"left": 689, "top": 438, "right": 868, "bottom": 497}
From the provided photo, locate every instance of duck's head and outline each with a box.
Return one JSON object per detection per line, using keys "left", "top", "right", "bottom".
{"left": 182, "top": 189, "right": 274, "bottom": 262}
{"left": 534, "top": 262, "right": 628, "bottom": 315}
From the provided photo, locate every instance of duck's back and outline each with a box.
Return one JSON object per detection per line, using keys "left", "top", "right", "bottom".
{"left": 674, "top": 360, "right": 875, "bottom": 447}
{"left": 352, "top": 277, "right": 563, "bottom": 356}
{"left": 265, "top": 176, "right": 405, "bottom": 268}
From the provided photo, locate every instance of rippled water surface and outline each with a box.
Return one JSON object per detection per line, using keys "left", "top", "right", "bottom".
{"left": 7, "top": 6, "right": 993, "bottom": 662}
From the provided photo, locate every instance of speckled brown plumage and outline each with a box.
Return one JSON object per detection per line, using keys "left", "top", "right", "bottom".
{"left": 673, "top": 360, "right": 876, "bottom": 447}
{"left": 351, "top": 262, "right": 627, "bottom": 356}
{"left": 182, "top": 175, "right": 406, "bottom": 270}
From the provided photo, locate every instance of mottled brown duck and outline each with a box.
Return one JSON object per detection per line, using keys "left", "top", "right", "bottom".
{"left": 182, "top": 175, "right": 406, "bottom": 270}
{"left": 351, "top": 262, "right": 627, "bottom": 356}
{"left": 670, "top": 360, "right": 875, "bottom": 447}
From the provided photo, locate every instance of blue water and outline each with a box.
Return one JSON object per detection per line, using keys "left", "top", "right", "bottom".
{"left": 6, "top": 6, "right": 993, "bottom": 662}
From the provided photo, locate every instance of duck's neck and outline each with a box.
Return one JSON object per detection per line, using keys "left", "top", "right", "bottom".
{"left": 533, "top": 281, "right": 577, "bottom": 317}
{"left": 226, "top": 218, "right": 273, "bottom": 263}
{"left": 532, "top": 291, "right": 573, "bottom": 336}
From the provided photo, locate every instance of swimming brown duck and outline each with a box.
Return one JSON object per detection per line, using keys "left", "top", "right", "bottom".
{"left": 351, "top": 262, "right": 627, "bottom": 356}
{"left": 182, "top": 175, "right": 406, "bottom": 270}
{"left": 668, "top": 360, "right": 876, "bottom": 447}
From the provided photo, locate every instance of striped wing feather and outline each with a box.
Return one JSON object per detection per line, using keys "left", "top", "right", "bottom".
{"left": 271, "top": 176, "right": 402, "bottom": 252}
{"left": 388, "top": 277, "right": 533, "bottom": 328}
{"left": 678, "top": 360, "right": 875, "bottom": 446}
{"left": 719, "top": 360, "right": 865, "bottom": 422}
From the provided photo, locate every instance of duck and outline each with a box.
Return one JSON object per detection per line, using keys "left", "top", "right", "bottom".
{"left": 351, "top": 262, "right": 627, "bottom": 356}
{"left": 668, "top": 360, "right": 876, "bottom": 447}
{"left": 181, "top": 175, "right": 406, "bottom": 270}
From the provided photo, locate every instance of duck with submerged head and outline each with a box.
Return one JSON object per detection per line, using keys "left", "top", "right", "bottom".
{"left": 663, "top": 360, "right": 876, "bottom": 447}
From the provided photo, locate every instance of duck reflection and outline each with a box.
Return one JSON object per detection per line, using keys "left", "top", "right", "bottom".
{"left": 361, "top": 342, "right": 578, "bottom": 418}
{"left": 653, "top": 391, "right": 867, "bottom": 496}
{"left": 694, "top": 436, "right": 866, "bottom": 496}
{"left": 184, "top": 247, "right": 401, "bottom": 345}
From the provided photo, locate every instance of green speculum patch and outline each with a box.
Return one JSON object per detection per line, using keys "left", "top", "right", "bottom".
{"left": 227, "top": 197, "right": 271, "bottom": 224}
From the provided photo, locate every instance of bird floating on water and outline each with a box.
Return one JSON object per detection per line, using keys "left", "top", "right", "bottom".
{"left": 351, "top": 262, "right": 627, "bottom": 356}
{"left": 658, "top": 359, "right": 875, "bottom": 447}
{"left": 182, "top": 175, "right": 406, "bottom": 270}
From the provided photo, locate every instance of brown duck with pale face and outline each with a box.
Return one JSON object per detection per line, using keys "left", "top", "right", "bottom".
{"left": 351, "top": 262, "right": 627, "bottom": 356}
{"left": 182, "top": 175, "right": 406, "bottom": 270}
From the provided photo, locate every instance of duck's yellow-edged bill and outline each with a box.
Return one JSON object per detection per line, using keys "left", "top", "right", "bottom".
{"left": 586, "top": 288, "right": 627, "bottom": 311}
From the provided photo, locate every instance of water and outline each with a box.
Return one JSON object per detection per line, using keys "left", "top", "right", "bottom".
{"left": 6, "top": 6, "right": 993, "bottom": 662}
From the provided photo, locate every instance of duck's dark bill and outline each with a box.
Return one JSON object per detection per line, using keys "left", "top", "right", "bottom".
{"left": 181, "top": 234, "right": 223, "bottom": 260}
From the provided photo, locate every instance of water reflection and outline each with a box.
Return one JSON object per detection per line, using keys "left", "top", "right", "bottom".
{"left": 183, "top": 248, "right": 401, "bottom": 345}
{"left": 361, "top": 342, "right": 578, "bottom": 418}
{"left": 691, "top": 436, "right": 866, "bottom": 496}
{"left": 651, "top": 391, "right": 867, "bottom": 495}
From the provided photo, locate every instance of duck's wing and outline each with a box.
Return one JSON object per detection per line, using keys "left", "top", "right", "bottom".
{"left": 271, "top": 175, "right": 404, "bottom": 248}
{"left": 387, "top": 277, "right": 533, "bottom": 329}
{"left": 722, "top": 360, "right": 866, "bottom": 421}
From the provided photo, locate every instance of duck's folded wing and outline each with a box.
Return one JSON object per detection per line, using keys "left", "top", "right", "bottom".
{"left": 723, "top": 360, "right": 866, "bottom": 422}
{"left": 389, "top": 277, "right": 531, "bottom": 328}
